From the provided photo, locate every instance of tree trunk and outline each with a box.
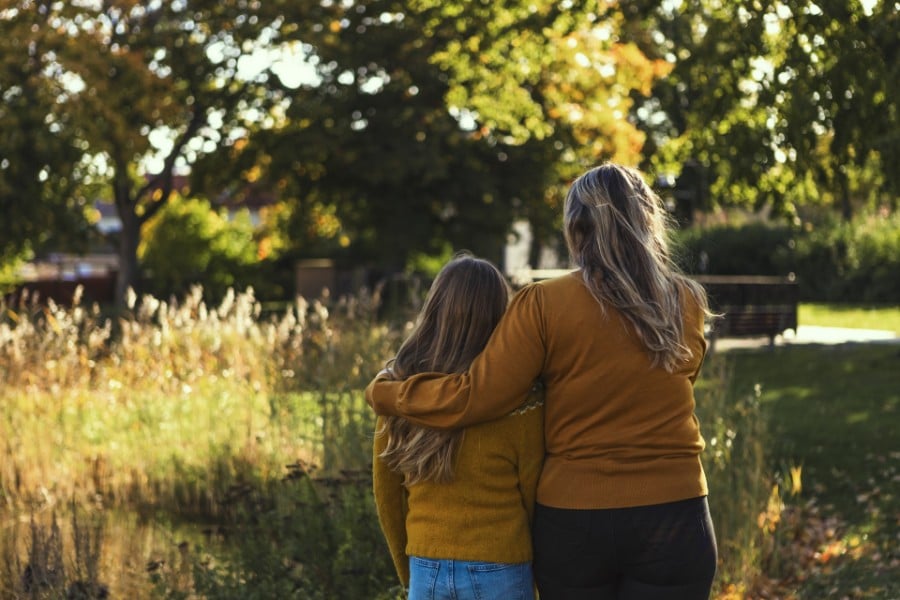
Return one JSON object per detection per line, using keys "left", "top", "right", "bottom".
{"left": 837, "top": 169, "right": 853, "bottom": 222}
{"left": 115, "top": 207, "right": 141, "bottom": 309}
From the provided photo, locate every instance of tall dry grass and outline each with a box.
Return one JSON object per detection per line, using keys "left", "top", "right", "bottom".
{"left": 1, "top": 286, "right": 400, "bottom": 516}
{"left": 695, "top": 356, "right": 783, "bottom": 597}
{"left": 0, "top": 284, "right": 778, "bottom": 597}
{"left": 1, "top": 285, "right": 406, "bottom": 597}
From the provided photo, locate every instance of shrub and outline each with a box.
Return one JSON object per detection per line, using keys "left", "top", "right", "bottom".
{"left": 793, "top": 214, "right": 900, "bottom": 302}
{"left": 675, "top": 213, "right": 900, "bottom": 302}
{"left": 673, "top": 223, "right": 795, "bottom": 276}
{"left": 140, "top": 196, "right": 261, "bottom": 303}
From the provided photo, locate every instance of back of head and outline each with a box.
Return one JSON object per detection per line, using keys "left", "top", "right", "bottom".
{"left": 564, "top": 163, "right": 708, "bottom": 371}
{"left": 393, "top": 253, "right": 510, "bottom": 378}
{"left": 381, "top": 253, "right": 510, "bottom": 484}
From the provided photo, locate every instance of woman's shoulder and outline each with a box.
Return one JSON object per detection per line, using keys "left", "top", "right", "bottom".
{"left": 513, "top": 270, "right": 585, "bottom": 306}
{"left": 532, "top": 270, "right": 581, "bottom": 289}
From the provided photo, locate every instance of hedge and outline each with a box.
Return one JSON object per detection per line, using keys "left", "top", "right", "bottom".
{"left": 673, "top": 214, "right": 900, "bottom": 303}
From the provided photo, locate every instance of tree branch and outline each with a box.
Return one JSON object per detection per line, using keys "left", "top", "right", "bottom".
{"left": 136, "top": 102, "right": 208, "bottom": 225}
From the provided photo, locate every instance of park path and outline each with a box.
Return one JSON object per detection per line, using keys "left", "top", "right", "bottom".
{"left": 714, "top": 325, "right": 899, "bottom": 351}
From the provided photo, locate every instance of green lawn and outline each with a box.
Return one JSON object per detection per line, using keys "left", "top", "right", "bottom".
{"left": 799, "top": 303, "right": 900, "bottom": 335}
{"left": 721, "top": 343, "right": 899, "bottom": 598}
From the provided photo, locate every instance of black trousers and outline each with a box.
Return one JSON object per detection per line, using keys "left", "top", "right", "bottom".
{"left": 532, "top": 497, "right": 717, "bottom": 600}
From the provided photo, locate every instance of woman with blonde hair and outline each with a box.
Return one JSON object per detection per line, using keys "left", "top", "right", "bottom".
{"left": 373, "top": 253, "right": 544, "bottom": 599}
{"left": 368, "top": 163, "right": 718, "bottom": 599}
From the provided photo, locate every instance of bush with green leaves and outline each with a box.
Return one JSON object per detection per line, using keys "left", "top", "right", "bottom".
{"left": 673, "top": 223, "right": 796, "bottom": 277}
{"left": 140, "top": 196, "right": 260, "bottom": 303}
{"left": 674, "top": 213, "right": 900, "bottom": 302}
{"left": 792, "top": 214, "right": 900, "bottom": 302}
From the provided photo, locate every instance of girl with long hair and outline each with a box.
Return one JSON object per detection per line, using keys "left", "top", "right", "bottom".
{"left": 368, "top": 163, "right": 718, "bottom": 599}
{"left": 373, "top": 253, "right": 544, "bottom": 600}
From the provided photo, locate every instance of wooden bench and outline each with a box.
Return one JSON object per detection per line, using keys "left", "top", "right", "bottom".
{"left": 513, "top": 270, "right": 799, "bottom": 349}
{"left": 692, "top": 275, "right": 799, "bottom": 349}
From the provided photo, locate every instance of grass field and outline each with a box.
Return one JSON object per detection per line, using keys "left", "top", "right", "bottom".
{"left": 1, "top": 294, "right": 896, "bottom": 597}
{"left": 723, "top": 343, "right": 900, "bottom": 598}
{"left": 799, "top": 303, "right": 900, "bottom": 335}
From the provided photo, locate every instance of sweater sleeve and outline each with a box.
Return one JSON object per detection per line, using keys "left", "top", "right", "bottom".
{"left": 372, "top": 418, "right": 410, "bottom": 587}
{"left": 516, "top": 403, "right": 545, "bottom": 526}
{"left": 366, "top": 284, "right": 546, "bottom": 429}
{"left": 687, "top": 294, "right": 708, "bottom": 384}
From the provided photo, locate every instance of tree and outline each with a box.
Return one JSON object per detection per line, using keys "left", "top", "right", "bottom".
{"left": 623, "top": 0, "right": 783, "bottom": 219}
{"left": 768, "top": 0, "right": 898, "bottom": 220}
{"left": 626, "top": 0, "right": 898, "bottom": 222}
{"left": 2, "top": 0, "right": 307, "bottom": 306}
{"left": 0, "top": 2, "right": 93, "bottom": 264}
{"left": 194, "top": 0, "right": 666, "bottom": 270}
{"left": 4, "top": 0, "right": 670, "bottom": 288}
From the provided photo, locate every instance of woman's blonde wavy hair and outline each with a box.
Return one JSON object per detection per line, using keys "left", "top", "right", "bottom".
{"left": 564, "top": 163, "right": 710, "bottom": 372}
{"left": 378, "top": 253, "right": 510, "bottom": 485}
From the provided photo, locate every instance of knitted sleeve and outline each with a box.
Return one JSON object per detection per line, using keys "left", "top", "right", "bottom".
{"left": 685, "top": 292, "right": 709, "bottom": 384}
{"left": 366, "top": 283, "right": 546, "bottom": 429}
{"left": 372, "top": 417, "right": 410, "bottom": 586}
{"left": 515, "top": 401, "right": 545, "bottom": 525}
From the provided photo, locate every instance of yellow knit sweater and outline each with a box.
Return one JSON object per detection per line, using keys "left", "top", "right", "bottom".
{"left": 367, "top": 271, "right": 708, "bottom": 510}
{"left": 372, "top": 399, "right": 544, "bottom": 587}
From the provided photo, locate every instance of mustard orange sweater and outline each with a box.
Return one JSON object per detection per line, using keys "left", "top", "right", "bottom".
{"left": 372, "top": 400, "right": 543, "bottom": 587}
{"left": 367, "top": 271, "right": 708, "bottom": 510}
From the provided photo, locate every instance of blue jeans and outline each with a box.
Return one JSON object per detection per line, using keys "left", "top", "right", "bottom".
{"left": 408, "top": 556, "right": 535, "bottom": 600}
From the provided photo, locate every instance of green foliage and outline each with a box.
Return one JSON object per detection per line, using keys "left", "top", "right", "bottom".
{"left": 139, "top": 196, "right": 259, "bottom": 302}
{"left": 674, "top": 214, "right": 900, "bottom": 302}
{"left": 768, "top": 0, "right": 899, "bottom": 219}
{"left": 627, "top": 1, "right": 782, "bottom": 208}
{"left": 0, "top": 254, "right": 27, "bottom": 294}
{"left": 194, "top": 0, "right": 665, "bottom": 268}
{"left": 630, "top": 0, "right": 898, "bottom": 220}
{"left": 405, "top": 242, "right": 455, "bottom": 278}
{"left": 0, "top": 5, "right": 95, "bottom": 262}
{"left": 5, "top": 0, "right": 896, "bottom": 293}
{"left": 793, "top": 214, "right": 900, "bottom": 303}
{"left": 694, "top": 358, "right": 771, "bottom": 594}
{"left": 674, "top": 223, "right": 796, "bottom": 276}
{"left": 1, "top": 1, "right": 314, "bottom": 304}
{"left": 152, "top": 476, "right": 402, "bottom": 600}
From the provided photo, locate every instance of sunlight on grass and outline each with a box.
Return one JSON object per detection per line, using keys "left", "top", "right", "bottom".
{"left": 0, "top": 286, "right": 403, "bottom": 596}
{"left": 9, "top": 288, "right": 888, "bottom": 597}
{"left": 692, "top": 357, "right": 773, "bottom": 597}
{"left": 845, "top": 411, "right": 870, "bottom": 424}
{"left": 799, "top": 303, "right": 900, "bottom": 334}
{"left": 724, "top": 344, "right": 900, "bottom": 599}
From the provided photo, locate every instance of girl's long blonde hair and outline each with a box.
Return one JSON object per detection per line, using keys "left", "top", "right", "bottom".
{"left": 564, "top": 163, "right": 710, "bottom": 372}
{"left": 378, "top": 254, "right": 510, "bottom": 485}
